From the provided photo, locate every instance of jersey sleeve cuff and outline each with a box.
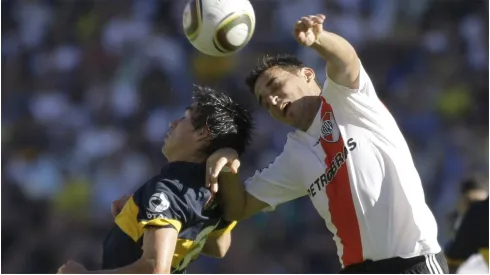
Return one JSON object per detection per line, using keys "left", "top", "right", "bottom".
{"left": 139, "top": 218, "right": 182, "bottom": 232}
{"left": 209, "top": 221, "right": 237, "bottom": 237}
{"left": 324, "top": 59, "right": 366, "bottom": 93}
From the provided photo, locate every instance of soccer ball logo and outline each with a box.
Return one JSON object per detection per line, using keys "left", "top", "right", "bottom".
{"left": 148, "top": 193, "right": 170, "bottom": 213}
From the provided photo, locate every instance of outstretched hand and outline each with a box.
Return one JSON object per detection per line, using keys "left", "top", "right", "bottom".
{"left": 293, "top": 14, "right": 326, "bottom": 47}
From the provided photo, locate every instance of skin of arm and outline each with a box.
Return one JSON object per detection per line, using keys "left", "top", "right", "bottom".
{"left": 310, "top": 30, "right": 360, "bottom": 89}
{"left": 205, "top": 148, "right": 269, "bottom": 222}
{"left": 295, "top": 15, "right": 359, "bottom": 89}
{"left": 217, "top": 172, "right": 269, "bottom": 221}
{"left": 91, "top": 227, "right": 178, "bottom": 274}
{"left": 201, "top": 233, "right": 231, "bottom": 258}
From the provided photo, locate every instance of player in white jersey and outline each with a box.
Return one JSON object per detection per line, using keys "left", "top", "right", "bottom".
{"left": 205, "top": 14, "right": 449, "bottom": 273}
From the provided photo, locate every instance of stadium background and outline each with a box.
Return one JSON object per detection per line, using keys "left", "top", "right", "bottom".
{"left": 1, "top": 0, "right": 488, "bottom": 273}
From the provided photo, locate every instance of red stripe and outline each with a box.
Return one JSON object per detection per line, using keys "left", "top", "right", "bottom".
{"left": 319, "top": 98, "right": 363, "bottom": 267}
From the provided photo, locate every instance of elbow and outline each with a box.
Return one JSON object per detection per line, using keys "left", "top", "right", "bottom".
{"left": 202, "top": 235, "right": 232, "bottom": 258}
{"left": 138, "top": 258, "right": 171, "bottom": 274}
{"left": 152, "top": 268, "right": 170, "bottom": 274}
{"left": 202, "top": 248, "right": 229, "bottom": 259}
{"left": 213, "top": 244, "right": 231, "bottom": 258}
{"left": 151, "top": 262, "right": 171, "bottom": 274}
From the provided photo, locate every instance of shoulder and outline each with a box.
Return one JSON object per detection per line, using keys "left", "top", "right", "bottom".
{"left": 323, "top": 59, "right": 376, "bottom": 99}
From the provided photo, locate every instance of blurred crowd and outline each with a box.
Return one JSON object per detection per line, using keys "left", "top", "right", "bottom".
{"left": 1, "top": 0, "right": 488, "bottom": 273}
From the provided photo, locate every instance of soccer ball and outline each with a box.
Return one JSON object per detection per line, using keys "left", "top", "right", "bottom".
{"left": 183, "top": 0, "right": 256, "bottom": 57}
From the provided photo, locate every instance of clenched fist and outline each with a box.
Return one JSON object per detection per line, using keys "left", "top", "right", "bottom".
{"left": 293, "top": 14, "right": 326, "bottom": 47}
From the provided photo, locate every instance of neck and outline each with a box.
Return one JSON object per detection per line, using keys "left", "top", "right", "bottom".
{"left": 167, "top": 153, "right": 205, "bottom": 164}
{"left": 298, "top": 95, "right": 322, "bottom": 132}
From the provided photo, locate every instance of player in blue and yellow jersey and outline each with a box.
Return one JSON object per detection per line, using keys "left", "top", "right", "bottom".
{"left": 57, "top": 86, "right": 253, "bottom": 274}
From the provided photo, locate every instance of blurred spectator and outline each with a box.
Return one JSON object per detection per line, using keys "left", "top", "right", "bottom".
{"left": 1, "top": 0, "right": 488, "bottom": 273}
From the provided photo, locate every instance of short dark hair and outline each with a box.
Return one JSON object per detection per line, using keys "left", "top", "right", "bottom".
{"left": 245, "top": 54, "right": 305, "bottom": 94}
{"left": 191, "top": 85, "right": 253, "bottom": 156}
{"left": 460, "top": 175, "right": 488, "bottom": 194}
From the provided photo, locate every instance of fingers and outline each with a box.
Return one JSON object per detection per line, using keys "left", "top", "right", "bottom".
{"left": 205, "top": 148, "right": 239, "bottom": 192}
{"left": 206, "top": 157, "right": 239, "bottom": 193}
{"left": 310, "top": 14, "right": 325, "bottom": 24}
{"left": 295, "top": 14, "right": 325, "bottom": 30}
{"left": 212, "top": 157, "right": 228, "bottom": 179}
{"left": 111, "top": 195, "right": 131, "bottom": 218}
{"left": 301, "top": 17, "right": 314, "bottom": 28}
{"left": 314, "top": 14, "right": 326, "bottom": 22}
{"left": 230, "top": 159, "right": 241, "bottom": 174}
{"left": 111, "top": 202, "right": 118, "bottom": 218}
{"left": 206, "top": 156, "right": 228, "bottom": 192}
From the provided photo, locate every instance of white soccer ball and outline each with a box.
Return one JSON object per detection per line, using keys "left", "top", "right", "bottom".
{"left": 182, "top": 0, "right": 256, "bottom": 57}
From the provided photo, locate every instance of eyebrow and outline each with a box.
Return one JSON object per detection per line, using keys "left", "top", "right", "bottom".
{"left": 265, "top": 77, "right": 277, "bottom": 88}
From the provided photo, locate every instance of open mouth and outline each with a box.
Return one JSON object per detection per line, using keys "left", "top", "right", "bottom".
{"left": 281, "top": 102, "right": 291, "bottom": 117}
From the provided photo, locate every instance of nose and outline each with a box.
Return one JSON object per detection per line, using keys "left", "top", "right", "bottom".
{"left": 267, "top": 95, "right": 279, "bottom": 108}
{"left": 169, "top": 119, "right": 178, "bottom": 129}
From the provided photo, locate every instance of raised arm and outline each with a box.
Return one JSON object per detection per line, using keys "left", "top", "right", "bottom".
{"left": 294, "top": 14, "right": 360, "bottom": 89}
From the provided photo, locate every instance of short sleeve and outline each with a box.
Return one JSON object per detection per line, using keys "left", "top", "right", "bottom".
{"left": 133, "top": 179, "right": 189, "bottom": 232}
{"left": 245, "top": 139, "right": 307, "bottom": 211}
{"left": 208, "top": 219, "right": 237, "bottom": 238}
{"left": 324, "top": 59, "right": 376, "bottom": 99}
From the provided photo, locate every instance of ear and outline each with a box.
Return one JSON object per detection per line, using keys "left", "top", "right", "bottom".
{"left": 301, "top": 67, "right": 316, "bottom": 83}
{"left": 194, "top": 127, "right": 210, "bottom": 142}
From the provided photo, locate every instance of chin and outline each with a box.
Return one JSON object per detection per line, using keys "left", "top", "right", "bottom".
{"left": 161, "top": 144, "right": 168, "bottom": 156}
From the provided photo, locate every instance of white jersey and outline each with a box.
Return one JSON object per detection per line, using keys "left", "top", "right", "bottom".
{"left": 245, "top": 60, "right": 441, "bottom": 267}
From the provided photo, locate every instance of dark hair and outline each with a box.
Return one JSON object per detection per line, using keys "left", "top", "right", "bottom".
{"left": 460, "top": 175, "right": 488, "bottom": 194}
{"left": 191, "top": 85, "right": 254, "bottom": 156}
{"left": 245, "top": 54, "right": 305, "bottom": 94}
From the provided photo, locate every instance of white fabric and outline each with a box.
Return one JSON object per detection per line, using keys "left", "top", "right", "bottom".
{"left": 245, "top": 60, "right": 441, "bottom": 267}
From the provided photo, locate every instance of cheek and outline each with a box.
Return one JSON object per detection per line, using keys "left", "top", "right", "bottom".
{"left": 285, "top": 81, "right": 305, "bottom": 99}
{"left": 268, "top": 108, "right": 280, "bottom": 119}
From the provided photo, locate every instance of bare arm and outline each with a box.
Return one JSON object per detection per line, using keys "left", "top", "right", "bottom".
{"left": 294, "top": 14, "right": 360, "bottom": 89}
{"left": 201, "top": 233, "right": 231, "bottom": 258}
{"left": 92, "top": 227, "right": 178, "bottom": 274}
{"left": 311, "top": 31, "right": 359, "bottom": 89}
{"left": 206, "top": 147, "right": 306, "bottom": 221}
{"left": 217, "top": 172, "right": 269, "bottom": 221}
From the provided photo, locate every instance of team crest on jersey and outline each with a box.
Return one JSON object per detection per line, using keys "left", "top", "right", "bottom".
{"left": 147, "top": 192, "right": 170, "bottom": 213}
{"left": 321, "top": 112, "right": 340, "bottom": 143}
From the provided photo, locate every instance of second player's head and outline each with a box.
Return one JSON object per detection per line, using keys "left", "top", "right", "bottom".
{"left": 246, "top": 54, "right": 321, "bottom": 130}
{"left": 162, "top": 85, "right": 253, "bottom": 163}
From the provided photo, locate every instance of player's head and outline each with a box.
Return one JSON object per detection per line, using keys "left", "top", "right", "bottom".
{"left": 458, "top": 175, "right": 488, "bottom": 213}
{"left": 246, "top": 54, "right": 321, "bottom": 129}
{"left": 162, "top": 85, "right": 253, "bottom": 162}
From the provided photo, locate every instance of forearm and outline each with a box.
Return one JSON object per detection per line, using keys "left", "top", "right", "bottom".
{"left": 310, "top": 31, "right": 357, "bottom": 68}
{"left": 201, "top": 234, "right": 231, "bottom": 258}
{"left": 218, "top": 173, "right": 248, "bottom": 221}
{"left": 89, "top": 259, "right": 167, "bottom": 274}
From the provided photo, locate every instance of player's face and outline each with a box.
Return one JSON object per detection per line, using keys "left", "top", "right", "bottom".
{"left": 254, "top": 67, "right": 316, "bottom": 129}
{"left": 162, "top": 105, "right": 204, "bottom": 161}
